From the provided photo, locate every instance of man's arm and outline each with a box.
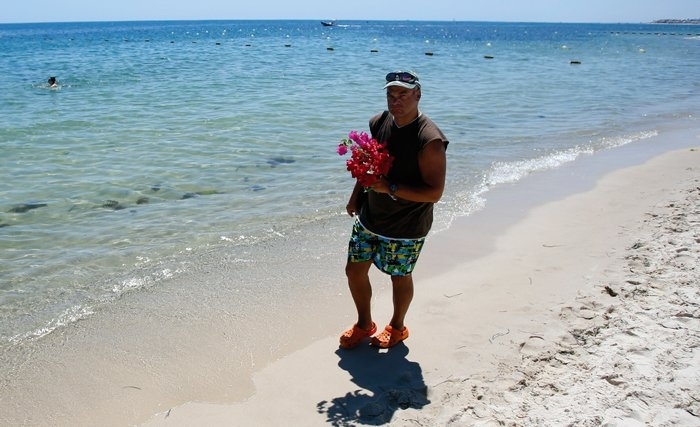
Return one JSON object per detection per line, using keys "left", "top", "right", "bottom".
{"left": 346, "top": 180, "right": 365, "bottom": 216}
{"left": 372, "top": 139, "right": 447, "bottom": 203}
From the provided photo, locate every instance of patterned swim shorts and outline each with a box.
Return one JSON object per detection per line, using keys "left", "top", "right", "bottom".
{"left": 348, "top": 219, "right": 426, "bottom": 276}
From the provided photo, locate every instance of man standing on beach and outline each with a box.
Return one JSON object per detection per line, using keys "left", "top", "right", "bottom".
{"left": 339, "top": 70, "right": 449, "bottom": 349}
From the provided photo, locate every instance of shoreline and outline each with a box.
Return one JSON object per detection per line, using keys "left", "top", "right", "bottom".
{"left": 1, "top": 126, "right": 697, "bottom": 426}
{"left": 142, "top": 136, "right": 699, "bottom": 424}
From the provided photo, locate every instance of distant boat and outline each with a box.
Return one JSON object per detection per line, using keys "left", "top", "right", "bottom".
{"left": 321, "top": 20, "right": 336, "bottom": 27}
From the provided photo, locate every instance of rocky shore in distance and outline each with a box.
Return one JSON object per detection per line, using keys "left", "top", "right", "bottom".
{"left": 652, "top": 18, "right": 700, "bottom": 24}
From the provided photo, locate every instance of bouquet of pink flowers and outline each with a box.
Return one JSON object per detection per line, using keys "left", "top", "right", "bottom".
{"left": 337, "top": 131, "right": 394, "bottom": 188}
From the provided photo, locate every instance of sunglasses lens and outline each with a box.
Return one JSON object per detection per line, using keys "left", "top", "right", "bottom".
{"left": 386, "top": 72, "right": 416, "bottom": 83}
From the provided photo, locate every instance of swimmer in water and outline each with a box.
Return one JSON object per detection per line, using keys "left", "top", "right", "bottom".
{"left": 48, "top": 76, "right": 58, "bottom": 87}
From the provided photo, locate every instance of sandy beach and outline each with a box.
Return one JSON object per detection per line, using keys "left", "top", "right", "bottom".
{"left": 139, "top": 135, "right": 699, "bottom": 426}
{"left": 1, "top": 132, "right": 697, "bottom": 427}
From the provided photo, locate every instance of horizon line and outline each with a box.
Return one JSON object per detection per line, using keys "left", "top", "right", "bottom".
{"left": 3, "top": 17, "right": 691, "bottom": 26}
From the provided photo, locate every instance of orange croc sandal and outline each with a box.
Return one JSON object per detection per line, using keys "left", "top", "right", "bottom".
{"left": 339, "top": 322, "right": 377, "bottom": 349}
{"left": 370, "top": 325, "right": 409, "bottom": 348}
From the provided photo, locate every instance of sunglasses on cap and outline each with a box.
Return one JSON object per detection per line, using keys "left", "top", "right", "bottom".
{"left": 385, "top": 72, "right": 419, "bottom": 84}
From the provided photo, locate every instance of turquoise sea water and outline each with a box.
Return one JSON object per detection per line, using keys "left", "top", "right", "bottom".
{"left": 1, "top": 20, "right": 699, "bottom": 367}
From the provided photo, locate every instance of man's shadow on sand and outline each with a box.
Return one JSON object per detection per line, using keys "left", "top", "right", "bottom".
{"left": 317, "top": 343, "right": 429, "bottom": 426}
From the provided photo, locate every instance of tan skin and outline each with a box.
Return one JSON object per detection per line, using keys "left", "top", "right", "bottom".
{"left": 344, "top": 85, "right": 447, "bottom": 334}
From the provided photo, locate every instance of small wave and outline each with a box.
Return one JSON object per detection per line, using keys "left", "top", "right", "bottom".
{"left": 444, "top": 129, "right": 660, "bottom": 226}
{"left": 483, "top": 130, "right": 657, "bottom": 189}
{"left": 485, "top": 146, "right": 592, "bottom": 187}
{"left": 112, "top": 268, "right": 174, "bottom": 295}
{"left": 433, "top": 146, "right": 595, "bottom": 234}
{"left": 599, "top": 130, "right": 658, "bottom": 149}
{"left": 7, "top": 304, "right": 95, "bottom": 345}
{"left": 4, "top": 267, "right": 180, "bottom": 347}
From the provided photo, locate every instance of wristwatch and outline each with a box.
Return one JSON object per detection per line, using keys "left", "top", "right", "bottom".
{"left": 389, "top": 182, "right": 399, "bottom": 199}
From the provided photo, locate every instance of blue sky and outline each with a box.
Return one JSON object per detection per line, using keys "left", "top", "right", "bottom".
{"left": 3, "top": 0, "right": 699, "bottom": 24}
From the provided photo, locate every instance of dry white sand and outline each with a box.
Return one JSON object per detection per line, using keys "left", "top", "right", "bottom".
{"left": 143, "top": 144, "right": 700, "bottom": 426}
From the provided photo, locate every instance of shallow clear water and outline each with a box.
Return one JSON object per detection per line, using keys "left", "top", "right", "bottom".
{"left": 1, "top": 20, "right": 699, "bottom": 349}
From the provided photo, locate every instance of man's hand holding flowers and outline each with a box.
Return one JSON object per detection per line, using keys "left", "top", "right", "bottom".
{"left": 337, "top": 130, "right": 394, "bottom": 189}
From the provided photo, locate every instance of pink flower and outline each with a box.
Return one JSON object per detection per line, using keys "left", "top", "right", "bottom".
{"left": 337, "top": 130, "right": 394, "bottom": 188}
